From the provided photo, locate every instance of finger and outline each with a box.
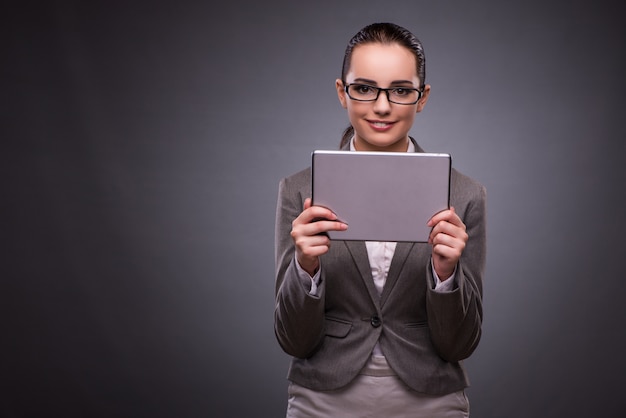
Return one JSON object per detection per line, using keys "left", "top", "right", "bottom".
{"left": 432, "top": 241, "right": 463, "bottom": 262}
{"left": 431, "top": 229, "right": 466, "bottom": 250}
{"left": 429, "top": 223, "right": 468, "bottom": 246}
{"left": 298, "top": 205, "right": 340, "bottom": 225}
{"left": 292, "top": 216, "right": 348, "bottom": 241}
{"left": 295, "top": 234, "right": 333, "bottom": 256}
{"left": 431, "top": 219, "right": 468, "bottom": 240}
{"left": 427, "top": 206, "right": 464, "bottom": 228}
{"left": 301, "top": 219, "right": 348, "bottom": 237}
{"left": 427, "top": 208, "right": 450, "bottom": 227}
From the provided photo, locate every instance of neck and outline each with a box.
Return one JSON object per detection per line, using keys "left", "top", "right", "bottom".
{"left": 353, "top": 136, "right": 410, "bottom": 152}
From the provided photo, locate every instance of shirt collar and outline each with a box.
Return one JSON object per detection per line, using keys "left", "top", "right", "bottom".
{"left": 349, "top": 136, "right": 416, "bottom": 152}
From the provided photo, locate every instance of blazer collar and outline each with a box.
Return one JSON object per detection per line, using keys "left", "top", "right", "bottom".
{"left": 380, "top": 242, "right": 414, "bottom": 306}
{"left": 344, "top": 241, "right": 380, "bottom": 305}
{"left": 343, "top": 240, "right": 416, "bottom": 308}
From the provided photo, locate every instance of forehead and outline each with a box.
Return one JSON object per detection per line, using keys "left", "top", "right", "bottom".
{"left": 346, "top": 43, "right": 420, "bottom": 85}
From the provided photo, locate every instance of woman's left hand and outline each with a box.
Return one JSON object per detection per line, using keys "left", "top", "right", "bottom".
{"left": 427, "top": 207, "right": 468, "bottom": 281}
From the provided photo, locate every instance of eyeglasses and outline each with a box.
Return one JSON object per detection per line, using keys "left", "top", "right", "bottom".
{"left": 344, "top": 83, "right": 423, "bottom": 105}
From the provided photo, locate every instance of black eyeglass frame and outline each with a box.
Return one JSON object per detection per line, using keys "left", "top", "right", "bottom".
{"left": 343, "top": 82, "right": 423, "bottom": 105}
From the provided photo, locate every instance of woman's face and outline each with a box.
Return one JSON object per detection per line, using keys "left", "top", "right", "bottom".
{"left": 336, "top": 42, "right": 430, "bottom": 152}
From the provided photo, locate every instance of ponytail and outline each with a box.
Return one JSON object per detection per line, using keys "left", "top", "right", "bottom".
{"left": 339, "top": 125, "right": 354, "bottom": 149}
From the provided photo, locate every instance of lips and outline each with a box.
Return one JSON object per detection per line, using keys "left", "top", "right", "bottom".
{"left": 368, "top": 120, "right": 395, "bottom": 131}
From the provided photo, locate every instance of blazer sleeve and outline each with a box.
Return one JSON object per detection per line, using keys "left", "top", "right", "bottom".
{"left": 426, "top": 174, "right": 486, "bottom": 362}
{"left": 273, "top": 172, "right": 327, "bottom": 359}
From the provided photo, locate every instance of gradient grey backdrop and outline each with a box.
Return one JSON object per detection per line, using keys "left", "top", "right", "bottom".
{"left": 3, "top": 1, "right": 625, "bottom": 417}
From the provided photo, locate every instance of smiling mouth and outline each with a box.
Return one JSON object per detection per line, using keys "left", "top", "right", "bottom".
{"left": 368, "top": 120, "right": 394, "bottom": 129}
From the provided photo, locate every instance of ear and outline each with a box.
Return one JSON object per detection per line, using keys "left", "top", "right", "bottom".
{"left": 416, "top": 84, "right": 431, "bottom": 113}
{"left": 336, "top": 79, "right": 348, "bottom": 109}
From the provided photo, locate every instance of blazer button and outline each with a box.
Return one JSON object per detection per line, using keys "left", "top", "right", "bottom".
{"left": 370, "top": 315, "right": 381, "bottom": 328}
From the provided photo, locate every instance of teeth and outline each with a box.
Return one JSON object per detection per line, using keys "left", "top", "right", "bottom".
{"left": 372, "top": 122, "right": 389, "bottom": 127}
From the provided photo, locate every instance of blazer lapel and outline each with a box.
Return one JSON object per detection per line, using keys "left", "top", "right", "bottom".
{"left": 344, "top": 241, "right": 381, "bottom": 306}
{"left": 380, "top": 242, "right": 415, "bottom": 307}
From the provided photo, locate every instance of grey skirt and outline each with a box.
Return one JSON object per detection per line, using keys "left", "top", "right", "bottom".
{"left": 286, "top": 355, "right": 470, "bottom": 418}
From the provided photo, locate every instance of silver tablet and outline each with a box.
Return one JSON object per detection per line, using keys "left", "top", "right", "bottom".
{"left": 311, "top": 150, "right": 451, "bottom": 242}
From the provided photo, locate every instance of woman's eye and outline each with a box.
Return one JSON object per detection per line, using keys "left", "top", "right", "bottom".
{"left": 393, "top": 88, "right": 409, "bottom": 96}
{"left": 356, "top": 85, "right": 373, "bottom": 94}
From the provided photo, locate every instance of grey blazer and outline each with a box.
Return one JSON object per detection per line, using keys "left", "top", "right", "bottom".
{"left": 274, "top": 139, "right": 486, "bottom": 395}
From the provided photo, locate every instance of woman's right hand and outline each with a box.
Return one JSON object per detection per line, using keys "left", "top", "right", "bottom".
{"left": 291, "top": 198, "right": 348, "bottom": 276}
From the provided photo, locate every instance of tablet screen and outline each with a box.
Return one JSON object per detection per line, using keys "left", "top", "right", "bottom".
{"left": 311, "top": 150, "right": 451, "bottom": 242}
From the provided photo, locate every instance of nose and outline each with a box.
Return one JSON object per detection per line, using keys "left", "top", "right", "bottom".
{"left": 372, "top": 90, "right": 392, "bottom": 114}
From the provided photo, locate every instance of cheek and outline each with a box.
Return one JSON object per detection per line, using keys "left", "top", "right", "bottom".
{"left": 347, "top": 100, "right": 364, "bottom": 115}
{"left": 400, "top": 107, "right": 419, "bottom": 120}
{"left": 345, "top": 103, "right": 364, "bottom": 121}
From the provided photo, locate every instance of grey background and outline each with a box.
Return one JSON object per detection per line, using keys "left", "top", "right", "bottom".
{"left": 2, "top": 1, "right": 625, "bottom": 417}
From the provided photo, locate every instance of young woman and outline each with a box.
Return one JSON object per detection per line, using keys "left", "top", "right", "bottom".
{"left": 274, "top": 22, "right": 486, "bottom": 417}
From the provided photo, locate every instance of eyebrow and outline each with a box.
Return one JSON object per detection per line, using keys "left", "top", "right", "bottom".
{"left": 352, "top": 77, "right": 416, "bottom": 87}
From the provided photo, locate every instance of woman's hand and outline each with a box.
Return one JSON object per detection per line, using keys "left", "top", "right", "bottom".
{"left": 291, "top": 198, "right": 348, "bottom": 276}
{"left": 427, "top": 207, "right": 468, "bottom": 281}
